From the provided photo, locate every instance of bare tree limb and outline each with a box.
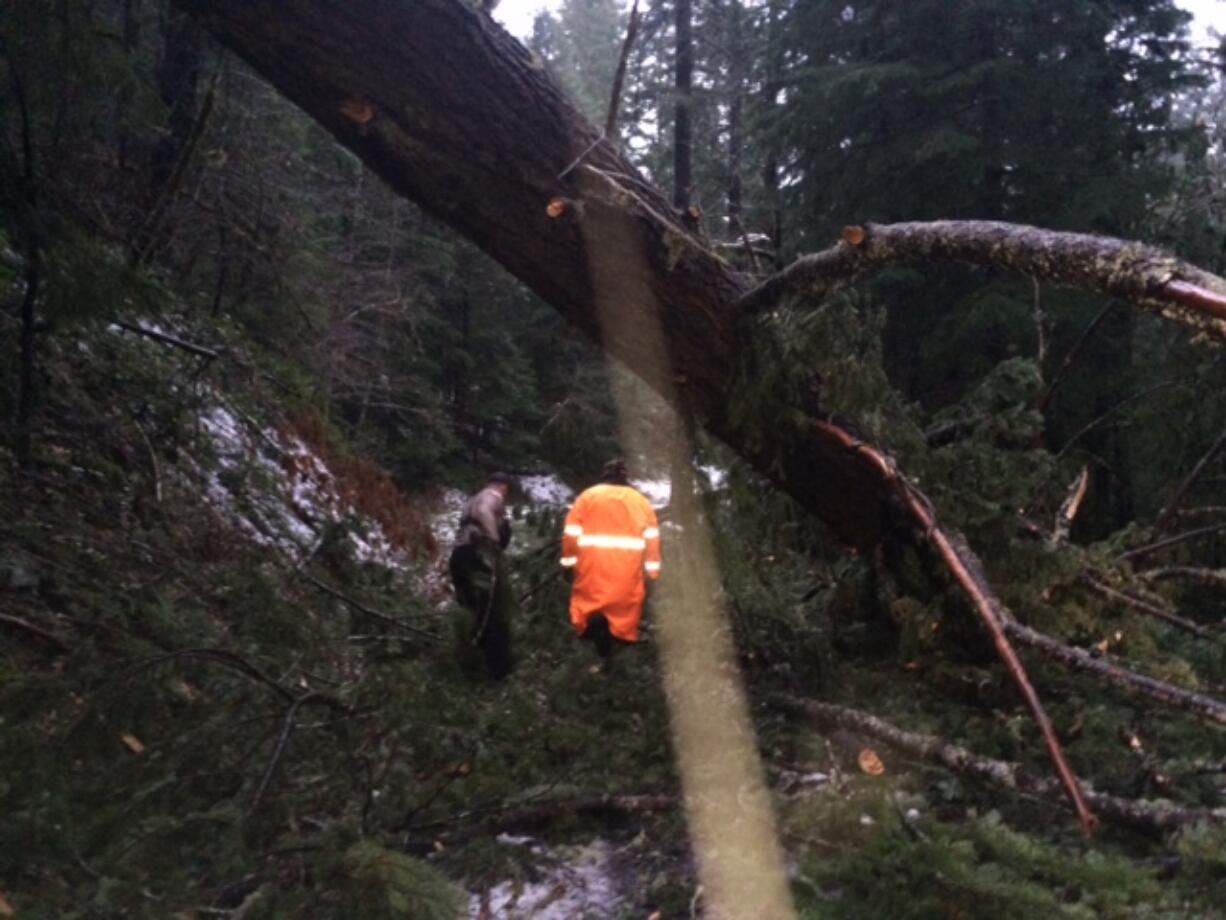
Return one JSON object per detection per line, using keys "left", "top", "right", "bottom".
{"left": 1080, "top": 573, "right": 1218, "bottom": 642}
{"left": 770, "top": 694, "right": 1226, "bottom": 835}
{"left": 1002, "top": 620, "right": 1226, "bottom": 725}
{"left": 1141, "top": 567, "right": 1226, "bottom": 591}
{"left": 114, "top": 319, "right": 220, "bottom": 360}
{"left": 1033, "top": 276, "right": 1048, "bottom": 372}
{"left": 247, "top": 692, "right": 318, "bottom": 817}
{"left": 1119, "top": 522, "right": 1226, "bottom": 564}
{"left": 1038, "top": 302, "right": 1116, "bottom": 413}
{"left": 301, "top": 572, "right": 441, "bottom": 641}
{"left": 130, "top": 647, "right": 348, "bottom": 711}
{"left": 813, "top": 420, "right": 1098, "bottom": 833}
{"left": 0, "top": 612, "right": 70, "bottom": 651}
{"left": 1155, "top": 424, "right": 1226, "bottom": 531}
{"left": 604, "top": 0, "right": 640, "bottom": 141}
{"left": 739, "top": 222, "right": 1226, "bottom": 343}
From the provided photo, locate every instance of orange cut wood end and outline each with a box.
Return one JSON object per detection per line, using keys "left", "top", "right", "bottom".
{"left": 858, "top": 748, "right": 885, "bottom": 775}
{"left": 339, "top": 99, "right": 376, "bottom": 124}
{"left": 546, "top": 198, "right": 568, "bottom": 218}
{"left": 842, "top": 225, "right": 867, "bottom": 246}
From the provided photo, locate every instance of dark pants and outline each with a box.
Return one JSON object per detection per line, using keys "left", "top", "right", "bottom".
{"left": 582, "top": 612, "right": 631, "bottom": 660}
{"left": 449, "top": 542, "right": 513, "bottom": 678}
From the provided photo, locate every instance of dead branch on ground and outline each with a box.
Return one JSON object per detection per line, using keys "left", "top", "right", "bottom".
{"left": 247, "top": 692, "right": 319, "bottom": 817}
{"left": 1141, "top": 567, "right": 1226, "bottom": 591}
{"left": 1119, "top": 522, "right": 1226, "bottom": 564}
{"left": 1080, "top": 572, "right": 1219, "bottom": 643}
{"left": 814, "top": 420, "right": 1098, "bottom": 833}
{"left": 301, "top": 572, "right": 441, "bottom": 641}
{"left": 771, "top": 694, "right": 1226, "bottom": 835}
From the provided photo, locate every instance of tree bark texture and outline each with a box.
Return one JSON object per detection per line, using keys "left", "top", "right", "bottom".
{"left": 740, "top": 221, "right": 1226, "bottom": 342}
{"left": 171, "top": 0, "right": 897, "bottom": 550}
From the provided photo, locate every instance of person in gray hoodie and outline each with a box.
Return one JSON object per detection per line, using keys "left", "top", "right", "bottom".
{"left": 448, "top": 472, "right": 515, "bottom": 677}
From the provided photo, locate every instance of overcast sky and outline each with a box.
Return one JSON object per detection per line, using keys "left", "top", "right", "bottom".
{"left": 495, "top": 0, "right": 1226, "bottom": 44}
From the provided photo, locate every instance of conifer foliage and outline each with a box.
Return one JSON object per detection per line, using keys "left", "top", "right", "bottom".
{"left": 4, "top": 0, "right": 1226, "bottom": 916}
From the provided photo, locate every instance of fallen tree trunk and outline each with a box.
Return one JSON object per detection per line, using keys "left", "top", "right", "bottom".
{"left": 771, "top": 694, "right": 1226, "bottom": 835}
{"left": 170, "top": 0, "right": 1101, "bottom": 828}
{"left": 168, "top": 0, "right": 1226, "bottom": 554}
{"left": 170, "top": 0, "right": 1226, "bottom": 832}
{"left": 1002, "top": 620, "right": 1226, "bottom": 726}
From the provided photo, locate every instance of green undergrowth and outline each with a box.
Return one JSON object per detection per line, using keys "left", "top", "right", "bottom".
{"left": 4, "top": 311, "right": 1226, "bottom": 918}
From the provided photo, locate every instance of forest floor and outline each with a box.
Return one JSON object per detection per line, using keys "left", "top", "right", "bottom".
{"left": 2, "top": 326, "right": 1226, "bottom": 919}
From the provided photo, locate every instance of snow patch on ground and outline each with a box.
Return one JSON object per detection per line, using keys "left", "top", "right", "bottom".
{"left": 195, "top": 402, "right": 410, "bottom": 571}
{"left": 632, "top": 478, "right": 670, "bottom": 508}
{"left": 469, "top": 837, "right": 624, "bottom": 920}
{"left": 518, "top": 474, "right": 573, "bottom": 507}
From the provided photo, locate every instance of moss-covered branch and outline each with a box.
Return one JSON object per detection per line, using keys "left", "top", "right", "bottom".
{"left": 739, "top": 221, "right": 1226, "bottom": 343}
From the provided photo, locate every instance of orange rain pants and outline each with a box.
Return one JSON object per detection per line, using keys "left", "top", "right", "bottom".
{"left": 560, "top": 483, "right": 661, "bottom": 642}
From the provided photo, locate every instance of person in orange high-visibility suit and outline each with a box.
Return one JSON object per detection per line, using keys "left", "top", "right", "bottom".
{"left": 560, "top": 459, "right": 661, "bottom": 658}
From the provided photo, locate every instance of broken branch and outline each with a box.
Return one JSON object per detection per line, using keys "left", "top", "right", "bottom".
{"left": 814, "top": 420, "right": 1098, "bottom": 833}
{"left": 1002, "top": 620, "right": 1226, "bottom": 725}
{"left": 1080, "top": 573, "right": 1218, "bottom": 642}
{"left": 740, "top": 221, "right": 1226, "bottom": 343}
{"left": 771, "top": 694, "right": 1226, "bottom": 835}
{"left": 113, "top": 320, "right": 220, "bottom": 360}
{"left": 1051, "top": 467, "right": 1089, "bottom": 546}
{"left": 1155, "top": 423, "right": 1226, "bottom": 532}
{"left": 301, "top": 572, "right": 441, "bottom": 641}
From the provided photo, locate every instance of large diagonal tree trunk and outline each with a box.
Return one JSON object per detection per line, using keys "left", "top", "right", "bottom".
{"left": 172, "top": 0, "right": 1226, "bottom": 831}
{"left": 172, "top": 0, "right": 895, "bottom": 549}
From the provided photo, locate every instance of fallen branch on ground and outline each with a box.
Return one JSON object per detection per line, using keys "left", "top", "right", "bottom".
{"left": 247, "top": 692, "right": 319, "bottom": 818}
{"left": 301, "top": 572, "right": 441, "bottom": 641}
{"left": 1001, "top": 620, "right": 1226, "bottom": 725}
{"left": 1080, "top": 572, "right": 1218, "bottom": 643}
{"left": 1118, "top": 522, "right": 1226, "bottom": 564}
{"left": 0, "top": 612, "right": 70, "bottom": 652}
{"left": 1141, "top": 567, "right": 1226, "bottom": 591}
{"left": 770, "top": 694, "right": 1226, "bottom": 835}
{"left": 1155, "top": 423, "right": 1226, "bottom": 531}
{"left": 113, "top": 319, "right": 220, "bottom": 360}
{"left": 129, "top": 647, "right": 348, "bottom": 711}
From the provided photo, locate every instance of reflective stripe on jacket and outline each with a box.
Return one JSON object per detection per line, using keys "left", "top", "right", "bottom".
{"left": 560, "top": 483, "right": 661, "bottom": 642}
